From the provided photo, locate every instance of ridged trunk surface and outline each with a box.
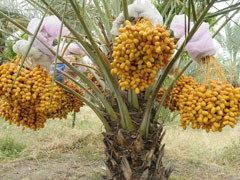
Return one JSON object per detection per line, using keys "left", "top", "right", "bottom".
{"left": 103, "top": 94, "right": 174, "bottom": 180}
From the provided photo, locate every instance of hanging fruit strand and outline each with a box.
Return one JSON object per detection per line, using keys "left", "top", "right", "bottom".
{"left": 185, "top": 57, "right": 240, "bottom": 132}
{"left": 204, "top": 60, "right": 208, "bottom": 85}
{"left": 157, "top": 55, "right": 240, "bottom": 133}
{"left": 207, "top": 57, "right": 211, "bottom": 85}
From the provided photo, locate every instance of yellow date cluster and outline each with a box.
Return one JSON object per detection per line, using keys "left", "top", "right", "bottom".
{"left": 178, "top": 80, "right": 240, "bottom": 132}
{"left": 0, "top": 62, "right": 84, "bottom": 131}
{"left": 111, "top": 19, "right": 176, "bottom": 94}
{"left": 157, "top": 72, "right": 240, "bottom": 132}
{"left": 64, "top": 81, "right": 84, "bottom": 113}
{"left": 156, "top": 74, "right": 199, "bottom": 111}
{"left": 87, "top": 71, "right": 104, "bottom": 95}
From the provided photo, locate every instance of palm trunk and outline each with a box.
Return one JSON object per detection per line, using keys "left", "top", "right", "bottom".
{"left": 103, "top": 94, "right": 174, "bottom": 180}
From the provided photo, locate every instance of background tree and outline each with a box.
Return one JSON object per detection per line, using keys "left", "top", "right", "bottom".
{"left": 215, "top": 19, "right": 240, "bottom": 87}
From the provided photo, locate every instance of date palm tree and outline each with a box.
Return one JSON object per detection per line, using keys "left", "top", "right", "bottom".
{"left": 215, "top": 19, "right": 240, "bottom": 87}
{"left": 1, "top": 0, "right": 240, "bottom": 179}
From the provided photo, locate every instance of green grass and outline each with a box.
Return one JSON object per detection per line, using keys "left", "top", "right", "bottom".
{"left": 217, "top": 139, "right": 240, "bottom": 167}
{"left": 91, "top": 169, "right": 105, "bottom": 180}
{"left": 0, "top": 136, "right": 26, "bottom": 159}
{"left": 187, "top": 158, "right": 202, "bottom": 165}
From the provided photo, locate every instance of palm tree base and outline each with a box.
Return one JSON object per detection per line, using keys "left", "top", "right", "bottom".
{"left": 103, "top": 122, "right": 174, "bottom": 180}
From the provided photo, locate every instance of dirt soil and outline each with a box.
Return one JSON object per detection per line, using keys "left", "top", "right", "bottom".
{"left": 0, "top": 153, "right": 105, "bottom": 180}
{"left": 167, "top": 158, "right": 240, "bottom": 180}
{"left": 1, "top": 152, "right": 240, "bottom": 180}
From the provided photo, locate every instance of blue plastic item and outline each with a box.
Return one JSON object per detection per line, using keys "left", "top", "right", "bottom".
{"left": 50, "top": 64, "right": 66, "bottom": 83}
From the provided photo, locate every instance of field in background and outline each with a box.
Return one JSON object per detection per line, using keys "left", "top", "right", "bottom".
{"left": 164, "top": 121, "right": 240, "bottom": 180}
{"left": 0, "top": 106, "right": 240, "bottom": 180}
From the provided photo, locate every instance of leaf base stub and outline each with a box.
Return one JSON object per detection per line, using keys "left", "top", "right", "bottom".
{"left": 103, "top": 123, "right": 174, "bottom": 180}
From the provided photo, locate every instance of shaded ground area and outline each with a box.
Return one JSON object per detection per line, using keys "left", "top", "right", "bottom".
{"left": 0, "top": 106, "right": 240, "bottom": 180}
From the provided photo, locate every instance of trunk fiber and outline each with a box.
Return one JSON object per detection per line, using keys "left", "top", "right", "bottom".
{"left": 103, "top": 94, "right": 174, "bottom": 180}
